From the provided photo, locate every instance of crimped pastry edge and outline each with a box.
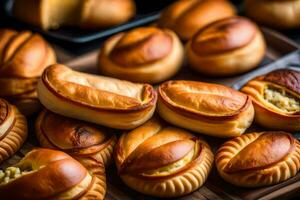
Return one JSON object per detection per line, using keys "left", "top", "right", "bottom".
{"left": 215, "top": 132, "right": 300, "bottom": 187}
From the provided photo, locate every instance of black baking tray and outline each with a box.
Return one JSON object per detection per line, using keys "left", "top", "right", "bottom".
{"left": 1, "top": 0, "right": 174, "bottom": 44}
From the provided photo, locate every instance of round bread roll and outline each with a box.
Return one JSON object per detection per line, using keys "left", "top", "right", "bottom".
{"left": 0, "top": 148, "right": 106, "bottom": 199}
{"left": 12, "top": 0, "right": 136, "bottom": 30}
{"left": 36, "top": 109, "right": 117, "bottom": 167}
{"left": 245, "top": 0, "right": 300, "bottom": 29}
{"left": 158, "top": 0, "right": 236, "bottom": 41}
{"left": 98, "top": 27, "right": 184, "bottom": 84}
{"left": 37, "top": 64, "right": 157, "bottom": 129}
{"left": 114, "top": 117, "right": 214, "bottom": 197}
{"left": 0, "top": 29, "right": 56, "bottom": 116}
{"left": 216, "top": 131, "right": 300, "bottom": 187}
{"left": 186, "top": 16, "right": 266, "bottom": 77}
{"left": 157, "top": 80, "right": 254, "bottom": 137}
{"left": 241, "top": 69, "right": 300, "bottom": 131}
{"left": 0, "top": 98, "right": 27, "bottom": 164}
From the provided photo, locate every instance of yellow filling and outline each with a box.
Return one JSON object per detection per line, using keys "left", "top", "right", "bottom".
{"left": 264, "top": 86, "right": 300, "bottom": 113}
{"left": 0, "top": 167, "right": 31, "bottom": 185}
{"left": 143, "top": 143, "right": 199, "bottom": 176}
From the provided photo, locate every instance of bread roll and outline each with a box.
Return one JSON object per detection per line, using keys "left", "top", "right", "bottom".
{"left": 216, "top": 131, "right": 300, "bottom": 187}
{"left": 157, "top": 80, "right": 254, "bottom": 137}
{"left": 114, "top": 117, "right": 214, "bottom": 197}
{"left": 37, "top": 64, "right": 157, "bottom": 129}
{"left": 0, "top": 29, "right": 56, "bottom": 115}
{"left": 241, "top": 69, "right": 300, "bottom": 131}
{"left": 13, "top": 0, "right": 136, "bottom": 30}
{"left": 186, "top": 16, "right": 266, "bottom": 76}
{"left": 158, "top": 0, "right": 236, "bottom": 41}
{"left": 98, "top": 27, "right": 184, "bottom": 84}
{"left": 0, "top": 98, "right": 27, "bottom": 164}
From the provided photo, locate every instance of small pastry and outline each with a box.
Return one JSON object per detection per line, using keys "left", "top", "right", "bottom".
{"left": 0, "top": 148, "right": 106, "bottom": 200}
{"left": 36, "top": 109, "right": 117, "bottom": 167}
{"left": 0, "top": 98, "right": 27, "bottom": 164}
{"left": 37, "top": 64, "right": 157, "bottom": 129}
{"left": 216, "top": 131, "right": 300, "bottom": 187}
{"left": 98, "top": 27, "right": 184, "bottom": 84}
{"left": 114, "top": 117, "right": 214, "bottom": 197}
{"left": 158, "top": 0, "right": 236, "bottom": 41}
{"left": 241, "top": 69, "right": 300, "bottom": 131}
{"left": 0, "top": 29, "right": 56, "bottom": 116}
{"left": 245, "top": 0, "right": 300, "bottom": 29}
{"left": 186, "top": 16, "right": 266, "bottom": 77}
{"left": 13, "top": 0, "right": 136, "bottom": 30}
{"left": 157, "top": 80, "right": 254, "bottom": 137}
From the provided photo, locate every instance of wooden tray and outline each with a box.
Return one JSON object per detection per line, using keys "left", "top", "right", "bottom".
{"left": 1, "top": 28, "right": 300, "bottom": 200}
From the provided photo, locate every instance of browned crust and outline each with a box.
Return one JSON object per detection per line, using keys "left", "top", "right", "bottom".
{"left": 158, "top": 80, "right": 252, "bottom": 121}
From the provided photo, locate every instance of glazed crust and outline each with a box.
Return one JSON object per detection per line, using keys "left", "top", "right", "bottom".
{"left": 114, "top": 117, "right": 214, "bottom": 198}
{"left": 216, "top": 131, "right": 300, "bottom": 187}
{"left": 157, "top": 80, "right": 254, "bottom": 137}
{"left": 158, "top": 0, "right": 236, "bottom": 40}
{"left": 186, "top": 16, "right": 266, "bottom": 77}
{"left": 241, "top": 69, "right": 300, "bottom": 131}
{"left": 0, "top": 29, "right": 56, "bottom": 115}
{"left": 98, "top": 27, "right": 184, "bottom": 84}
{"left": 35, "top": 109, "right": 117, "bottom": 167}
{"left": 0, "top": 148, "right": 106, "bottom": 200}
{"left": 245, "top": 0, "right": 300, "bottom": 29}
{"left": 37, "top": 64, "right": 157, "bottom": 129}
{"left": 12, "top": 0, "right": 136, "bottom": 30}
{"left": 0, "top": 99, "right": 27, "bottom": 164}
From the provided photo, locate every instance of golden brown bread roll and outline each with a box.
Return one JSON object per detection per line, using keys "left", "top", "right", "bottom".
{"left": 37, "top": 64, "right": 157, "bottom": 129}
{"left": 158, "top": 0, "right": 236, "bottom": 41}
{"left": 0, "top": 148, "right": 106, "bottom": 200}
{"left": 36, "top": 109, "right": 117, "bottom": 167}
{"left": 245, "top": 0, "right": 300, "bottom": 29}
{"left": 241, "top": 69, "right": 300, "bottom": 131}
{"left": 216, "top": 131, "right": 300, "bottom": 187}
{"left": 157, "top": 80, "right": 254, "bottom": 137}
{"left": 12, "top": 0, "right": 136, "bottom": 30}
{"left": 0, "top": 98, "right": 27, "bottom": 164}
{"left": 98, "top": 27, "right": 184, "bottom": 84}
{"left": 0, "top": 29, "right": 56, "bottom": 116}
{"left": 114, "top": 117, "right": 214, "bottom": 197}
{"left": 186, "top": 16, "right": 266, "bottom": 76}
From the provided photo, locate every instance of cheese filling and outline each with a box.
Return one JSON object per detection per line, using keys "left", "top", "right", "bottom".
{"left": 0, "top": 167, "right": 32, "bottom": 185}
{"left": 264, "top": 86, "right": 300, "bottom": 113}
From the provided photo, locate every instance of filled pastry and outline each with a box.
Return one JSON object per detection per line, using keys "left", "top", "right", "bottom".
{"left": 216, "top": 131, "right": 300, "bottom": 187}
{"left": 158, "top": 0, "right": 236, "bottom": 41}
{"left": 98, "top": 27, "right": 184, "bottom": 84}
{"left": 245, "top": 0, "right": 300, "bottom": 29}
{"left": 0, "top": 98, "right": 27, "bottom": 164}
{"left": 114, "top": 117, "right": 214, "bottom": 197}
{"left": 36, "top": 109, "right": 117, "bottom": 167}
{"left": 157, "top": 80, "right": 254, "bottom": 137}
{"left": 0, "top": 29, "right": 56, "bottom": 116}
{"left": 12, "top": 0, "right": 136, "bottom": 30}
{"left": 37, "top": 64, "right": 157, "bottom": 129}
{"left": 241, "top": 69, "right": 300, "bottom": 131}
{"left": 0, "top": 148, "right": 106, "bottom": 200}
{"left": 186, "top": 16, "right": 266, "bottom": 76}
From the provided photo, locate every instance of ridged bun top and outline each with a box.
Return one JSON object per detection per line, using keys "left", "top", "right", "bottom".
{"left": 115, "top": 118, "right": 203, "bottom": 177}
{"left": 0, "top": 149, "right": 88, "bottom": 199}
{"left": 0, "top": 29, "right": 55, "bottom": 78}
{"left": 159, "top": 80, "right": 249, "bottom": 118}
{"left": 41, "top": 64, "right": 156, "bottom": 111}
{"left": 191, "top": 16, "right": 257, "bottom": 56}
{"left": 109, "top": 27, "right": 172, "bottom": 67}
{"left": 261, "top": 69, "right": 300, "bottom": 94}
{"left": 0, "top": 99, "right": 9, "bottom": 125}
{"left": 39, "top": 110, "right": 112, "bottom": 151}
{"left": 223, "top": 132, "right": 295, "bottom": 173}
{"left": 0, "top": 99, "right": 14, "bottom": 140}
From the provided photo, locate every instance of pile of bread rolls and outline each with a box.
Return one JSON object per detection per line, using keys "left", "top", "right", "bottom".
{"left": 1, "top": 0, "right": 300, "bottom": 199}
